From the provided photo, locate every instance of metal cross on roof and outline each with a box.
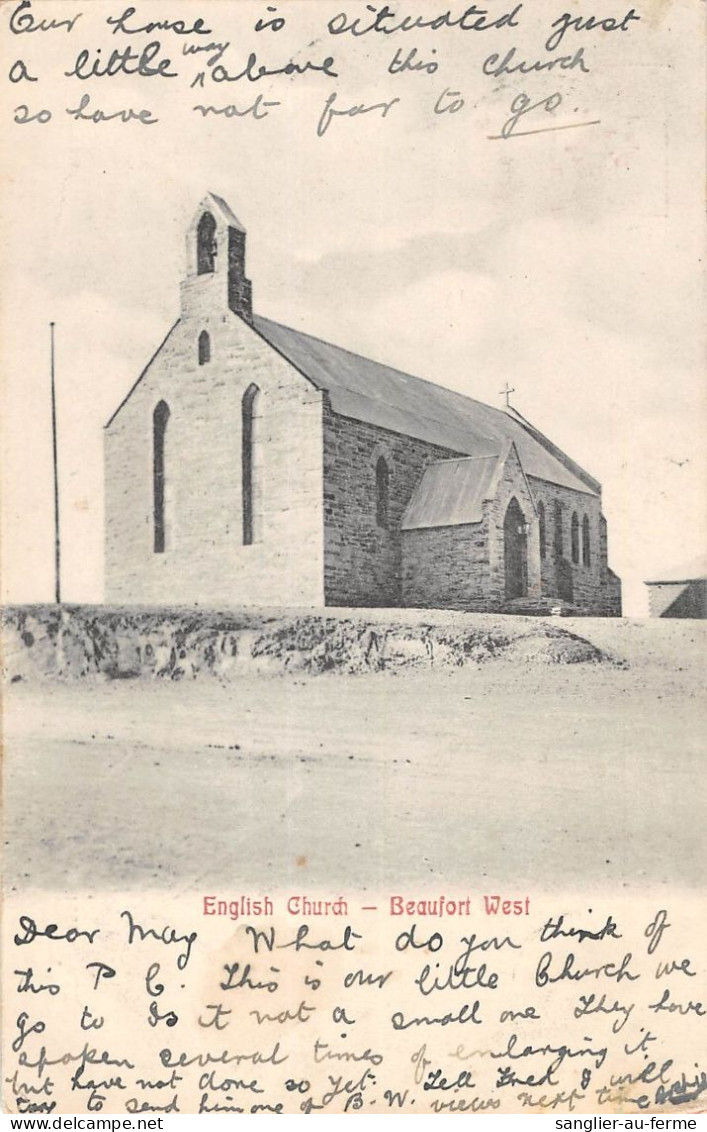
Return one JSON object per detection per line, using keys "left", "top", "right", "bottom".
{"left": 500, "top": 382, "right": 515, "bottom": 408}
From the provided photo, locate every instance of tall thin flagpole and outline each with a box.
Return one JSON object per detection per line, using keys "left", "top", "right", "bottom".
{"left": 50, "top": 321, "right": 61, "bottom": 604}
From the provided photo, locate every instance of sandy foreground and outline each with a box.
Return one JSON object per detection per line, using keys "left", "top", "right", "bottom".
{"left": 2, "top": 615, "right": 705, "bottom": 893}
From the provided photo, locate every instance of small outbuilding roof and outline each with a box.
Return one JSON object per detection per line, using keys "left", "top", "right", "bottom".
{"left": 645, "top": 556, "right": 707, "bottom": 584}
{"left": 253, "top": 315, "right": 599, "bottom": 497}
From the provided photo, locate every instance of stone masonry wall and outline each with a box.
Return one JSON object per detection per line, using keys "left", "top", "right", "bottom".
{"left": 529, "top": 477, "right": 618, "bottom": 614}
{"left": 401, "top": 522, "right": 491, "bottom": 610}
{"left": 321, "top": 404, "right": 620, "bottom": 615}
{"left": 322, "top": 402, "right": 459, "bottom": 606}
{"left": 402, "top": 445, "right": 541, "bottom": 611}
{"left": 486, "top": 445, "right": 541, "bottom": 606}
{"left": 105, "top": 295, "right": 325, "bottom": 607}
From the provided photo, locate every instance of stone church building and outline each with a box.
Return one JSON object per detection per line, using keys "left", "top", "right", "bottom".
{"left": 105, "top": 194, "right": 621, "bottom": 615}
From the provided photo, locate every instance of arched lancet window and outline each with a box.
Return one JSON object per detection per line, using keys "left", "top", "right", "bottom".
{"left": 376, "top": 456, "right": 390, "bottom": 529}
{"left": 538, "top": 501, "right": 546, "bottom": 560}
{"left": 582, "top": 515, "right": 591, "bottom": 566}
{"left": 553, "top": 500, "right": 563, "bottom": 557}
{"left": 504, "top": 496, "right": 529, "bottom": 600}
{"left": 153, "top": 400, "right": 170, "bottom": 554}
{"left": 198, "top": 330, "right": 211, "bottom": 366}
{"left": 242, "top": 383, "right": 262, "bottom": 545}
{"left": 197, "top": 212, "right": 216, "bottom": 275}
{"left": 571, "top": 511, "right": 580, "bottom": 564}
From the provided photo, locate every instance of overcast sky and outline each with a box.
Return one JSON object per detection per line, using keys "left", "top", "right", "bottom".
{"left": 1, "top": 0, "right": 704, "bottom": 615}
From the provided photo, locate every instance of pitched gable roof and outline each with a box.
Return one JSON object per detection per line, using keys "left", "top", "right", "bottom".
{"left": 202, "top": 192, "right": 246, "bottom": 232}
{"left": 253, "top": 314, "right": 599, "bottom": 497}
{"left": 401, "top": 454, "right": 501, "bottom": 530}
{"left": 401, "top": 442, "right": 536, "bottom": 530}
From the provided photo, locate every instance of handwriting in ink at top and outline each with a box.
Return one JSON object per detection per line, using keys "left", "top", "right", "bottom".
{"left": 183, "top": 40, "right": 230, "bottom": 65}
{"left": 64, "top": 41, "right": 178, "bottom": 79}
{"left": 255, "top": 7, "right": 286, "bottom": 33}
{"left": 490, "top": 92, "right": 601, "bottom": 140}
{"left": 13, "top": 104, "right": 51, "bottom": 124}
{"left": 106, "top": 6, "right": 213, "bottom": 36}
{"left": 8, "top": 60, "right": 38, "bottom": 83}
{"left": 483, "top": 47, "right": 589, "bottom": 79}
{"left": 206, "top": 53, "right": 338, "bottom": 84}
{"left": 327, "top": 3, "right": 523, "bottom": 36}
{"left": 192, "top": 97, "right": 282, "bottom": 122}
{"left": 434, "top": 88, "right": 465, "bottom": 114}
{"left": 66, "top": 92, "right": 158, "bottom": 124}
{"left": 545, "top": 8, "right": 640, "bottom": 52}
{"left": 388, "top": 46, "right": 438, "bottom": 75}
{"left": 10, "top": 0, "right": 81, "bottom": 34}
{"left": 317, "top": 92, "right": 400, "bottom": 137}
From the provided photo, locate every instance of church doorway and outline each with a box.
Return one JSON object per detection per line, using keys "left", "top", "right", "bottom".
{"left": 504, "top": 497, "right": 528, "bottom": 600}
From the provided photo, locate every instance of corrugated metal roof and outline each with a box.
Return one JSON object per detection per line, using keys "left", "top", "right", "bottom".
{"left": 401, "top": 456, "right": 501, "bottom": 530}
{"left": 253, "top": 315, "right": 598, "bottom": 496}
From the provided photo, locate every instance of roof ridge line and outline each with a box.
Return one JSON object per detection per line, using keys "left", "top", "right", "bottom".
{"left": 505, "top": 405, "right": 601, "bottom": 495}
{"left": 425, "top": 453, "right": 500, "bottom": 465}
{"left": 254, "top": 312, "right": 507, "bottom": 417}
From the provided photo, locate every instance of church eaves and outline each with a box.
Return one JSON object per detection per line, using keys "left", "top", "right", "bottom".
{"left": 252, "top": 314, "right": 600, "bottom": 497}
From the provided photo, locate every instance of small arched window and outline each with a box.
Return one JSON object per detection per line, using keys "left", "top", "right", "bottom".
{"left": 571, "top": 512, "right": 580, "bottom": 564}
{"left": 153, "top": 400, "right": 170, "bottom": 554}
{"left": 197, "top": 211, "right": 217, "bottom": 275}
{"left": 376, "top": 456, "right": 390, "bottom": 529}
{"left": 582, "top": 515, "right": 591, "bottom": 566}
{"left": 198, "top": 330, "right": 211, "bottom": 366}
{"left": 242, "top": 383, "right": 261, "bottom": 545}
{"left": 553, "top": 500, "right": 563, "bottom": 557}
{"left": 537, "top": 501, "right": 546, "bottom": 559}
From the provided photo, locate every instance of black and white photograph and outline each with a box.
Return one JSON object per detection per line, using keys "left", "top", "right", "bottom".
{"left": 1, "top": 0, "right": 705, "bottom": 1116}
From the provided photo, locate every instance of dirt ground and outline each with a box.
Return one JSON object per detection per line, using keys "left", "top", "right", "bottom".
{"left": 2, "top": 615, "right": 704, "bottom": 893}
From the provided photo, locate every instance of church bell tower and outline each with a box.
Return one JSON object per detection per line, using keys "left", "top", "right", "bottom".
{"left": 182, "top": 192, "right": 253, "bottom": 323}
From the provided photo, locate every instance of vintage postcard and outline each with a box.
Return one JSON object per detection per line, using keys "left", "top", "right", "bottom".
{"left": 1, "top": 0, "right": 705, "bottom": 1117}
